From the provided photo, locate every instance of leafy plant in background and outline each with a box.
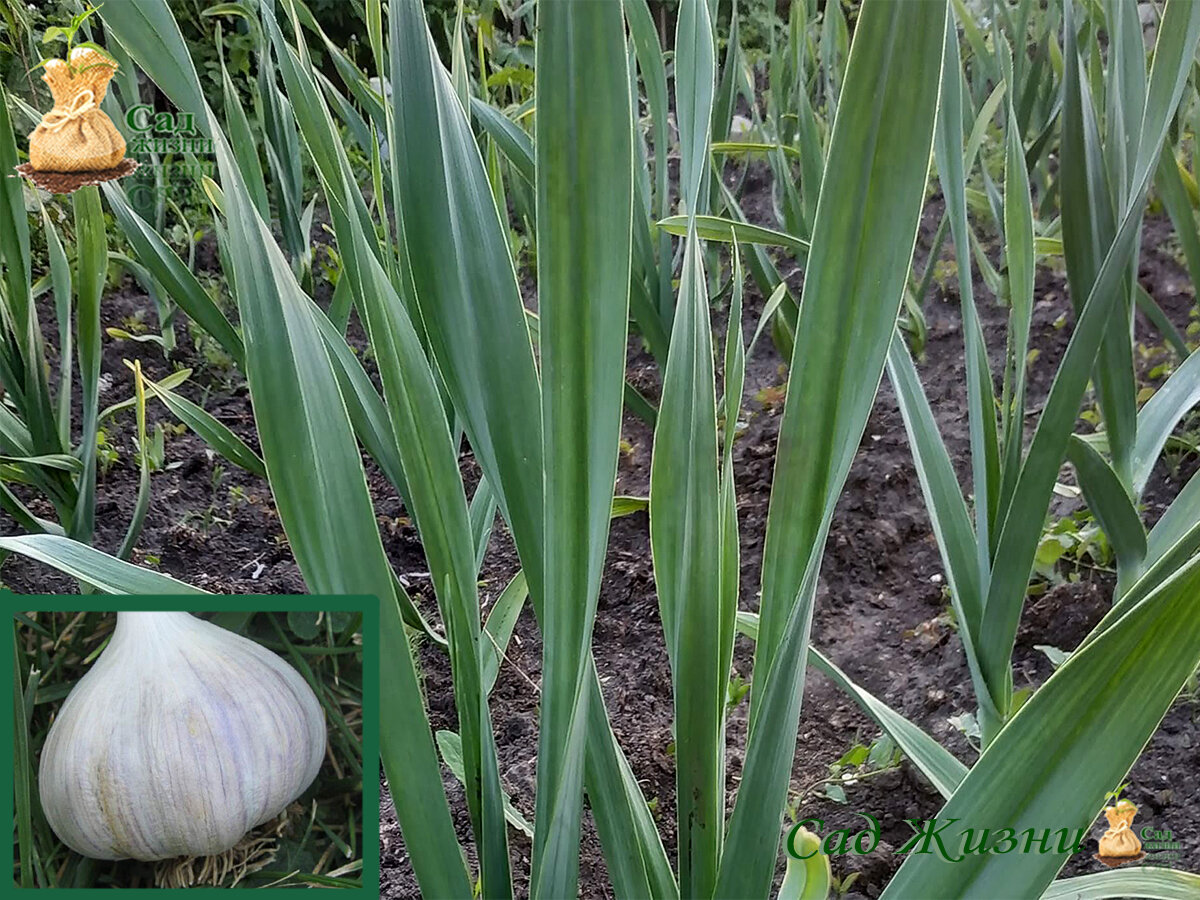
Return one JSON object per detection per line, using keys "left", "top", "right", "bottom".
{"left": 32, "top": 4, "right": 117, "bottom": 74}
{"left": 0, "top": 90, "right": 109, "bottom": 548}
{"left": 0, "top": 0, "right": 1199, "bottom": 898}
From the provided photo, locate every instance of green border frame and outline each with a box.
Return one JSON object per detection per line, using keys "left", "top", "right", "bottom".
{"left": 4, "top": 593, "right": 380, "bottom": 895}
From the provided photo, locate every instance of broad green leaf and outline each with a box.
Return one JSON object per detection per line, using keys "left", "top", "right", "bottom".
{"left": 718, "top": 247, "right": 744, "bottom": 738}
{"left": 716, "top": 3, "right": 948, "bottom": 895}
{"left": 261, "top": 5, "right": 378, "bottom": 256}
{"left": 40, "top": 205, "right": 73, "bottom": 448}
{"left": 886, "top": 336, "right": 985, "bottom": 643}
{"left": 337, "top": 165, "right": 511, "bottom": 897}
{"left": 810, "top": 649, "right": 968, "bottom": 800}
{"left": 736, "top": 611, "right": 968, "bottom": 800}
{"left": 391, "top": 4, "right": 671, "bottom": 896}
{"left": 97, "top": 0, "right": 209, "bottom": 136}
{"left": 208, "top": 111, "right": 471, "bottom": 898}
{"left": 309, "top": 308, "right": 412, "bottom": 504}
{"left": 997, "top": 94, "right": 1036, "bottom": 527}
{"left": 470, "top": 98, "right": 534, "bottom": 185}
{"left": 675, "top": 0, "right": 715, "bottom": 214}
{"left": 1059, "top": 0, "right": 1137, "bottom": 489}
{"left": 935, "top": 14, "right": 1000, "bottom": 579}
{"left": 69, "top": 187, "right": 105, "bottom": 545}
{"left": 1131, "top": 347, "right": 1200, "bottom": 498}
{"left": 1155, "top": 146, "right": 1200, "bottom": 311}
{"left": 0, "top": 534, "right": 204, "bottom": 593}
{"left": 1101, "top": 0, "right": 1146, "bottom": 222}
{"left": 218, "top": 28, "right": 269, "bottom": 219}
{"left": 883, "top": 556, "right": 1200, "bottom": 899}
{"left": 651, "top": 228, "right": 724, "bottom": 898}
{"left": 390, "top": 0, "right": 543, "bottom": 572}
{"left": 3, "top": 93, "right": 60, "bottom": 480}
{"left": 622, "top": 0, "right": 673, "bottom": 319}
{"left": 711, "top": 0, "right": 740, "bottom": 151}
{"left": 257, "top": 50, "right": 305, "bottom": 262}
{"left": 1067, "top": 436, "right": 1146, "bottom": 594}
{"left": 0, "top": 90, "right": 31, "bottom": 313}
{"left": 716, "top": 181, "right": 800, "bottom": 361}
{"left": 116, "top": 362, "right": 152, "bottom": 561}
{"left": 233, "top": 19, "right": 412, "bottom": 508}
{"left": 710, "top": 141, "right": 801, "bottom": 158}
{"left": 1041, "top": 868, "right": 1200, "bottom": 899}
{"left": 0, "top": 454, "right": 82, "bottom": 473}
{"left": 531, "top": 3, "right": 633, "bottom": 896}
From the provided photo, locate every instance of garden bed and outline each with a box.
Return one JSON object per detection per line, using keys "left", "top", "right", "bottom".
{"left": 5, "top": 196, "right": 1196, "bottom": 899}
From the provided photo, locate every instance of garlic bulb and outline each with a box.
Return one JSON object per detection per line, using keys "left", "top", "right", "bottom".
{"left": 39, "top": 612, "right": 326, "bottom": 861}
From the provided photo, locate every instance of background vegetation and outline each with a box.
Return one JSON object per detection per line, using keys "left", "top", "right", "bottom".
{"left": 0, "top": 0, "right": 1199, "bottom": 897}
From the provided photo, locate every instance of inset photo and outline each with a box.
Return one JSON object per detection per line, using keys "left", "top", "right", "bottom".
{"left": 8, "top": 598, "right": 378, "bottom": 892}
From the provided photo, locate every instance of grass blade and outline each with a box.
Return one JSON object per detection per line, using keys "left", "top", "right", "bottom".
{"left": 1130, "top": 347, "right": 1200, "bottom": 498}
{"left": 1059, "top": 2, "right": 1137, "bottom": 488}
{"left": 716, "top": 3, "right": 948, "bottom": 894}
{"left": 99, "top": 0, "right": 209, "bottom": 136}
{"left": 209, "top": 111, "right": 472, "bottom": 898}
{"left": 40, "top": 206, "right": 73, "bottom": 447}
{"left": 1041, "top": 868, "right": 1200, "bottom": 899}
{"left": 137, "top": 370, "right": 265, "bottom": 478}
{"left": 997, "top": 95, "right": 1036, "bottom": 525}
{"left": 651, "top": 228, "right": 724, "bottom": 897}
{"left": 390, "top": 4, "right": 672, "bottom": 892}
{"left": 13, "top": 624, "right": 33, "bottom": 887}
{"left": 934, "top": 14, "right": 1000, "bottom": 573}
{"left": 116, "top": 361, "right": 152, "bottom": 561}
{"left": 978, "top": 0, "right": 1200, "bottom": 720}
{"left": 0, "top": 534, "right": 204, "bottom": 593}
{"left": 531, "top": 3, "right": 633, "bottom": 895}
{"left": 886, "top": 335, "right": 996, "bottom": 726}
{"left": 882, "top": 557, "right": 1200, "bottom": 899}
{"left": 1066, "top": 436, "right": 1146, "bottom": 595}
{"left": 338, "top": 171, "right": 512, "bottom": 897}
{"left": 102, "top": 183, "right": 245, "bottom": 367}
{"left": 810, "top": 649, "right": 968, "bottom": 799}
{"left": 675, "top": 0, "right": 715, "bottom": 214}
{"left": 390, "top": 0, "right": 543, "bottom": 572}
{"left": 657, "top": 214, "right": 809, "bottom": 253}
{"left": 69, "top": 187, "right": 105, "bottom": 545}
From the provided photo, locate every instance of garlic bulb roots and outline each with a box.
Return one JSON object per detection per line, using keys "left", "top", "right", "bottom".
{"left": 39, "top": 612, "right": 326, "bottom": 861}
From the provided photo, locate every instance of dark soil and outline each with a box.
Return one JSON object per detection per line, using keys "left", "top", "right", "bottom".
{"left": 4, "top": 179, "right": 1198, "bottom": 898}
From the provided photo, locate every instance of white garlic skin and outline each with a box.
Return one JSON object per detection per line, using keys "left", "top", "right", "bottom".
{"left": 39, "top": 612, "right": 326, "bottom": 861}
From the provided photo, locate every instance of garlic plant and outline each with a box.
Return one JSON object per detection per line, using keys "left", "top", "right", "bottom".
{"left": 38, "top": 612, "right": 326, "bottom": 861}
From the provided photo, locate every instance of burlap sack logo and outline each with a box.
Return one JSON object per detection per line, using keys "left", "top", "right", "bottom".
{"left": 14, "top": 8, "right": 137, "bottom": 195}
{"left": 1093, "top": 797, "right": 1145, "bottom": 867}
